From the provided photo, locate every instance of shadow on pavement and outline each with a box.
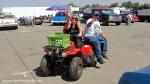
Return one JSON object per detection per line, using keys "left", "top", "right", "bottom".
{"left": 33, "top": 66, "right": 74, "bottom": 82}
{"left": 33, "top": 67, "right": 46, "bottom": 77}
{"left": 0, "top": 27, "right": 18, "bottom": 31}
{"left": 49, "top": 23, "right": 65, "bottom": 26}
{"left": 101, "top": 23, "right": 120, "bottom": 26}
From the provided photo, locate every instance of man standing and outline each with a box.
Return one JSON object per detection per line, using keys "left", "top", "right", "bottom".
{"left": 126, "top": 13, "right": 132, "bottom": 25}
{"left": 84, "top": 11, "right": 108, "bottom": 64}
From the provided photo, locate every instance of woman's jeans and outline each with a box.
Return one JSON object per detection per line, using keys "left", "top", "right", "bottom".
{"left": 86, "top": 35, "right": 107, "bottom": 59}
{"left": 71, "top": 35, "right": 81, "bottom": 48}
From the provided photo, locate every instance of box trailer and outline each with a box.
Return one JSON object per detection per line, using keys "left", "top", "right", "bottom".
{"left": 138, "top": 9, "right": 150, "bottom": 22}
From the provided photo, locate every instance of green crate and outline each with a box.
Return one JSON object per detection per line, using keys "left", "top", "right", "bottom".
{"left": 47, "top": 33, "right": 70, "bottom": 49}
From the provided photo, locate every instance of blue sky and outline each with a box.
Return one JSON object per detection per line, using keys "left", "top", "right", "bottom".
{"left": 0, "top": 0, "right": 149, "bottom": 7}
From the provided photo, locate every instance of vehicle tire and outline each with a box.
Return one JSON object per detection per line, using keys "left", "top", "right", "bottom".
{"left": 53, "top": 23, "right": 57, "bottom": 25}
{"left": 40, "top": 55, "right": 54, "bottom": 76}
{"left": 83, "top": 49, "right": 96, "bottom": 67}
{"left": 90, "top": 55, "right": 97, "bottom": 66}
{"left": 12, "top": 26, "right": 18, "bottom": 30}
{"left": 103, "top": 22, "right": 109, "bottom": 26}
{"left": 116, "top": 22, "right": 121, "bottom": 25}
{"left": 131, "top": 21, "right": 134, "bottom": 23}
{"left": 15, "top": 26, "right": 18, "bottom": 30}
{"left": 69, "top": 57, "right": 83, "bottom": 81}
{"left": 89, "top": 49, "right": 97, "bottom": 66}
{"left": 147, "top": 18, "right": 150, "bottom": 22}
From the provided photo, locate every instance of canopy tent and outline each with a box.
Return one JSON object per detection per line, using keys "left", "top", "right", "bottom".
{"left": 46, "top": 5, "right": 68, "bottom": 11}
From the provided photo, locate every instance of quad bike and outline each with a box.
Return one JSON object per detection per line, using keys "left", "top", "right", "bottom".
{"left": 40, "top": 33, "right": 97, "bottom": 81}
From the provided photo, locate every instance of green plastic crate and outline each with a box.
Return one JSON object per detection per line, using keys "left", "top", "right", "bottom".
{"left": 47, "top": 33, "right": 70, "bottom": 49}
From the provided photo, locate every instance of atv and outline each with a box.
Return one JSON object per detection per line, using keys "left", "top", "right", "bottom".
{"left": 40, "top": 33, "right": 96, "bottom": 81}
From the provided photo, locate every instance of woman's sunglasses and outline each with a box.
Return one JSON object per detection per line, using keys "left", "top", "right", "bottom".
{"left": 71, "top": 18, "right": 78, "bottom": 21}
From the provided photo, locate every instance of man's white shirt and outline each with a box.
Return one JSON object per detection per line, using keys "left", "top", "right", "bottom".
{"left": 84, "top": 18, "right": 102, "bottom": 36}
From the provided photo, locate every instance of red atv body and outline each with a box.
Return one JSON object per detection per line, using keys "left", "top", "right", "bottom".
{"left": 40, "top": 40, "right": 96, "bottom": 81}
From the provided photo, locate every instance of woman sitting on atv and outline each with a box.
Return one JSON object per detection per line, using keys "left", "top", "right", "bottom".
{"left": 63, "top": 13, "right": 83, "bottom": 48}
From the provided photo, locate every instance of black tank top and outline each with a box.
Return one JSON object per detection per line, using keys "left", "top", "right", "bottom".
{"left": 68, "top": 24, "right": 79, "bottom": 35}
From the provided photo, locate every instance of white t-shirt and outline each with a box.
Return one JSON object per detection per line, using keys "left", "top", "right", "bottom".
{"left": 127, "top": 14, "right": 132, "bottom": 20}
{"left": 84, "top": 18, "right": 102, "bottom": 36}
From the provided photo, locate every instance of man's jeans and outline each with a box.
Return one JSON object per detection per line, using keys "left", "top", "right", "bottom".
{"left": 86, "top": 35, "right": 107, "bottom": 59}
{"left": 96, "top": 35, "right": 107, "bottom": 57}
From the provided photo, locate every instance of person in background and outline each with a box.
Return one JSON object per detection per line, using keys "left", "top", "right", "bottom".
{"left": 126, "top": 13, "right": 132, "bottom": 25}
{"left": 84, "top": 11, "right": 108, "bottom": 64}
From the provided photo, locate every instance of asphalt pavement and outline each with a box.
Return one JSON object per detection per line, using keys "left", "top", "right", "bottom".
{"left": 0, "top": 22, "right": 150, "bottom": 84}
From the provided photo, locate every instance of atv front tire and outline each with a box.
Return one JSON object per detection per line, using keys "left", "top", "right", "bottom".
{"left": 69, "top": 57, "right": 83, "bottom": 81}
{"left": 40, "top": 55, "right": 54, "bottom": 76}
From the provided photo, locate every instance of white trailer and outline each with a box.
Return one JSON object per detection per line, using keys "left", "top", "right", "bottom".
{"left": 2, "top": 7, "right": 48, "bottom": 19}
{"left": 138, "top": 9, "right": 150, "bottom": 22}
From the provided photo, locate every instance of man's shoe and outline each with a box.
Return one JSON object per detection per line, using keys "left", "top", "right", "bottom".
{"left": 103, "top": 55, "right": 109, "bottom": 59}
{"left": 97, "top": 58, "right": 106, "bottom": 64}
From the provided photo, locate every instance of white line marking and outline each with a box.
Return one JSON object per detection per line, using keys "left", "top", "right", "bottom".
{"left": 11, "top": 71, "right": 33, "bottom": 78}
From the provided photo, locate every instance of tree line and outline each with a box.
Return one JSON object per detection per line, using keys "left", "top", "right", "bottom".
{"left": 110, "top": 1, "right": 150, "bottom": 9}
{"left": 67, "top": 1, "right": 150, "bottom": 12}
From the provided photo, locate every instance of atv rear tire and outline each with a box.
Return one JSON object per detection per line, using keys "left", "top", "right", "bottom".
{"left": 69, "top": 57, "right": 83, "bottom": 81}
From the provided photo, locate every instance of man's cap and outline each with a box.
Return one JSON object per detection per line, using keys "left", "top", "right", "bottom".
{"left": 93, "top": 11, "right": 100, "bottom": 16}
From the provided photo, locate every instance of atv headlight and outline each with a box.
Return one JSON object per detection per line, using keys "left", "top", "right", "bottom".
{"left": 62, "top": 52, "right": 67, "bottom": 57}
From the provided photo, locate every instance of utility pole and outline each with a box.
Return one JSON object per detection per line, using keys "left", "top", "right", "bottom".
{"left": 0, "top": 7, "right": 2, "bottom": 13}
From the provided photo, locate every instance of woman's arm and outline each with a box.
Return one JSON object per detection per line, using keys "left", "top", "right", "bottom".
{"left": 77, "top": 21, "right": 83, "bottom": 36}
{"left": 63, "top": 17, "right": 71, "bottom": 33}
{"left": 64, "top": 17, "right": 70, "bottom": 29}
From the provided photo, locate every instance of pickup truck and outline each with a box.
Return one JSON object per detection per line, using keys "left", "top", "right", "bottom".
{"left": 0, "top": 14, "right": 18, "bottom": 29}
{"left": 83, "top": 8, "right": 122, "bottom": 25}
{"left": 50, "top": 12, "right": 66, "bottom": 25}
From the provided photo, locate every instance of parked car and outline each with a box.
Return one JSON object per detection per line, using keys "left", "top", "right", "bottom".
{"left": 118, "top": 66, "right": 150, "bottom": 84}
{"left": 19, "top": 17, "right": 33, "bottom": 26}
{"left": 83, "top": 8, "right": 122, "bottom": 25}
{"left": 50, "top": 12, "right": 66, "bottom": 25}
{"left": 39, "top": 15, "right": 49, "bottom": 23}
{"left": 0, "top": 14, "right": 18, "bottom": 29}
{"left": 33, "top": 17, "right": 42, "bottom": 25}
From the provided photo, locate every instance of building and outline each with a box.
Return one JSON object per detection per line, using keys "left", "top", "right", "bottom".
{"left": 2, "top": 6, "right": 80, "bottom": 19}
{"left": 68, "top": 6, "right": 79, "bottom": 12}
{"left": 2, "top": 7, "right": 49, "bottom": 18}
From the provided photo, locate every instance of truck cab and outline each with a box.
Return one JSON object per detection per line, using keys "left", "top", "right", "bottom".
{"left": 83, "top": 8, "right": 122, "bottom": 25}
{"left": 50, "top": 12, "right": 66, "bottom": 25}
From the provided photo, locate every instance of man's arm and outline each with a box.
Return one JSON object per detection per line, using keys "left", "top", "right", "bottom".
{"left": 86, "top": 19, "right": 93, "bottom": 28}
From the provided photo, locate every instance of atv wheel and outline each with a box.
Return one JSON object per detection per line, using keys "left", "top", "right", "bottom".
{"left": 40, "top": 55, "right": 54, "bottom": 76}
{"left": 69, "top": 57, "right": 83, "bottom": 81}
{"left": 90, "top": 55, "right": 97, "bottom": 66}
